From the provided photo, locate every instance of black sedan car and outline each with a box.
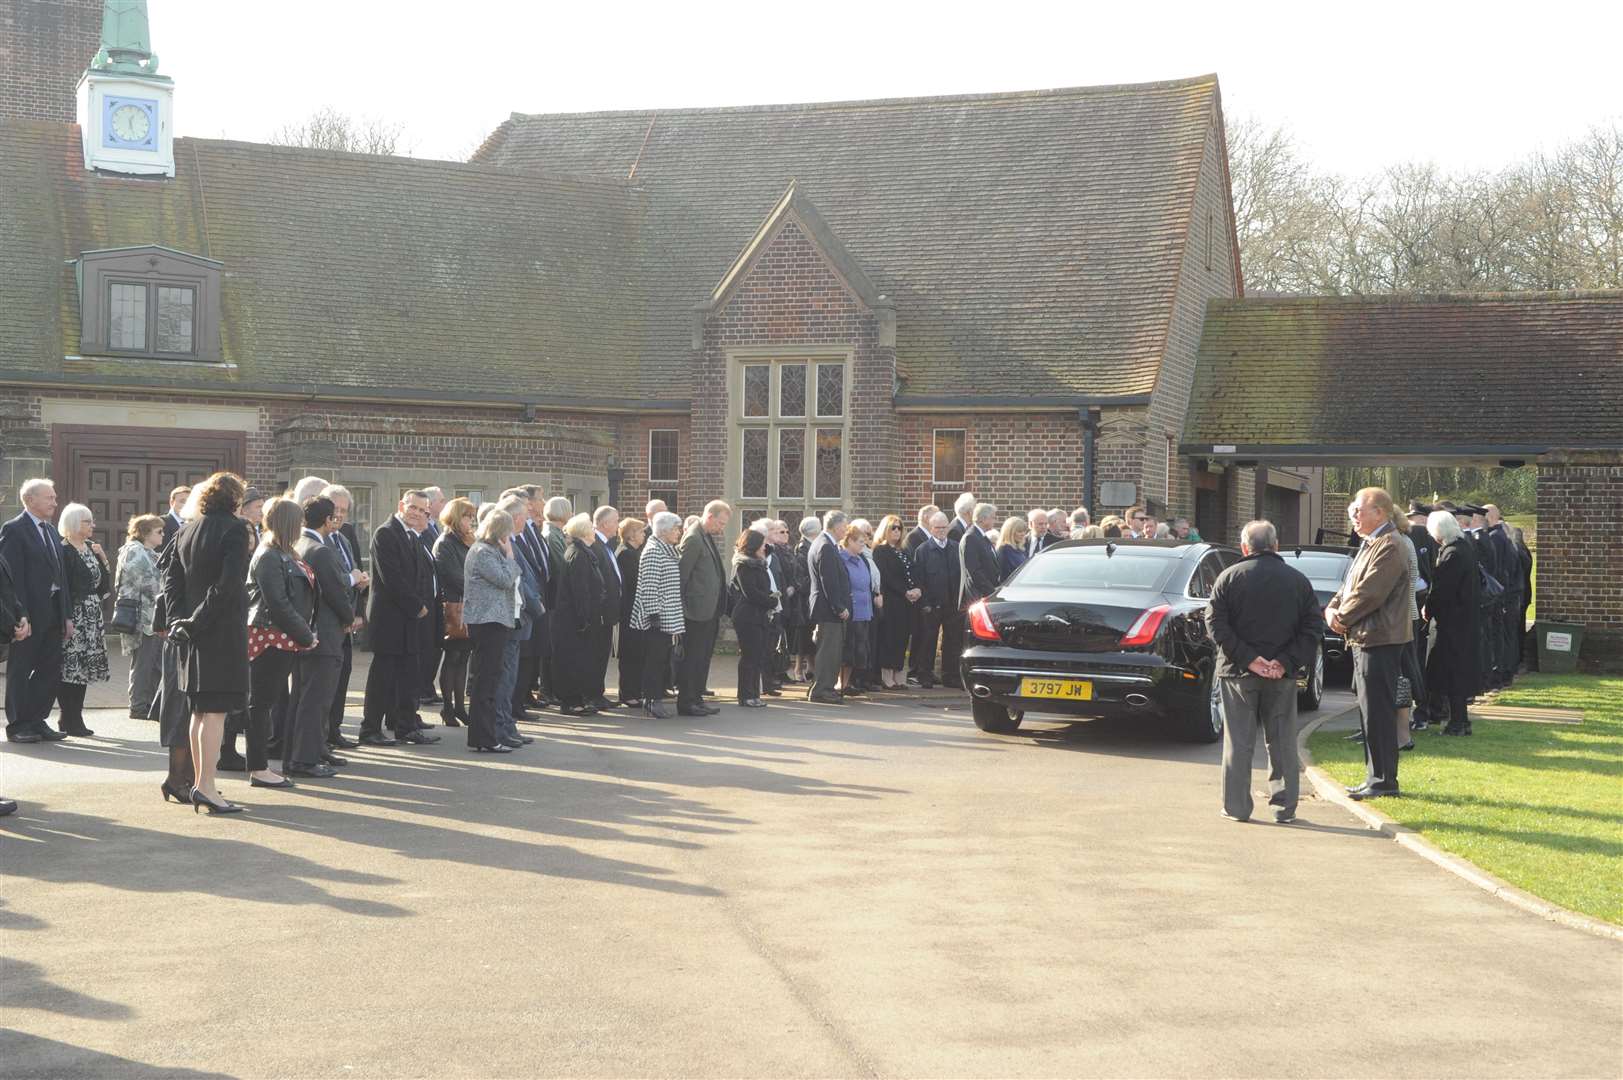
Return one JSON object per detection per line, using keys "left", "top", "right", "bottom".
{"left": 1277, "top": 545, "right": 1355, "bottom": 706}
{"left": 960, "top": 539, "right": 1239, "bottom": 741}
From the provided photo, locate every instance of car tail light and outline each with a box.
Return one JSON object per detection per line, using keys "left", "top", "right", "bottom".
{"left": 967, "top": 599, "right": 1001, "bottom": 642}
{"left": 1119, "top": 604, "right": 1171, "bottom": 647}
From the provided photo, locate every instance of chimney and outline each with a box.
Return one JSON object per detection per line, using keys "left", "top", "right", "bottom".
{"left": 1, "top": 0, "right": 105, "bottom": 124}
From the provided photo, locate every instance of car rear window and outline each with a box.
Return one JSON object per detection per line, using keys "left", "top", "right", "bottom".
{"left": 1014, "top": 547, "right": 1176, "bottom": 590}
{"left": 1281, "top": 552, "right": 1350, "bottom": 588}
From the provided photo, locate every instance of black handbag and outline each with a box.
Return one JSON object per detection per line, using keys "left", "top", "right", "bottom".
{"left": 108, "top": 595, "right": 142, "bottom": 635}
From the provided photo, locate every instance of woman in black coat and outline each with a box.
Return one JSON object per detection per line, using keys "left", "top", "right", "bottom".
{"left": 161, "top": 471, "right": 252, "bottom": 813}
{"left": 555, "top": 518, "right": 609, "bottom": 716}
{"left": 615, "top": 519, "right": 647, "bottom": 707}
{"left": 245, "top": 497, "right": 318, "bottom": 790}
{"left": 871, "top": 516, "right": 919, "bottom": 689}
{"left": 730, "top": 529, "right": 778, "bottom": 707}
{"left": 1423, "top": 515, "right": 1482, "bottom": 736}
{"left": 433, "top": 498, "right": 477, "bottom": 727}
{"left": 786, "top": 521, "right": 817, "bottom": 681}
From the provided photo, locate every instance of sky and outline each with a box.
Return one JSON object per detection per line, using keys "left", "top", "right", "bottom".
{"left": 148, "top": 0, "right": 1621, "bottom": 175}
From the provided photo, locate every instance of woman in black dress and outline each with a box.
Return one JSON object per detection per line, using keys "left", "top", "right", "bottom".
{"left": 787, "top": 517, "right": 819, "bottom": 682}
{"left": 1423, "top": 511, "right": 1481, "bottom": 736}
{"left": 555, "top": 514, "right": 609, "bottom": 716}
{"left": 871, "top": 515, "right": 920, "bottom": 689}
{"left": 161, "top": 471, "right": 252, "bottom": 814}
{"left": 433, "top": 498, "right": 477, "bottom": 727}
{"left": 615, "top": 518, "right": 647, "bottom": 707}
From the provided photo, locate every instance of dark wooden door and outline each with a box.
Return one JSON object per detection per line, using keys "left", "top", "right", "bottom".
{"left": 53, "top": 425, "right": 246, "bottom": 553}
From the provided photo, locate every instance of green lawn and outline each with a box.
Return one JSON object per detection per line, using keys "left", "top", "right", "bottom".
{"left": 1308, "top": 673, "right": 1623, "bottom": 924}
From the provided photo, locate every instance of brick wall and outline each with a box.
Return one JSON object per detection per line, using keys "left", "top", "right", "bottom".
{"left": 1535, "top": 450, "right": 1623, "bottom": 671}
{"left": 697, "top": 217, "right": 891, "bottom": 511}
{"left": 896, "top": 412, "right": 1084, "bottom": 519}
{"left": 1, "top": 0, "right": 101, "bottom": 124}
{"left": 1153, "top": 100, "right": 1240, "bottom": 518}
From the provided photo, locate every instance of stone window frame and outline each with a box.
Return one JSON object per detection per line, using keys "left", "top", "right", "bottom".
{"left": 727, "top": 347, "right": 852, "bottom": 519}
{"left": 648, "top": 429, "right": 680, "bottom": 485}
{"left": 76, "top": 245, "right": 224, "bottom": 364}
{"left": 931, "top": 428, "right": 967, "bottom": 488}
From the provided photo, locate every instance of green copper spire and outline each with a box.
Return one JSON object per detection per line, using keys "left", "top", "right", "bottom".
{"left": 91, "top": 0, "right": 160, "bottom": 75}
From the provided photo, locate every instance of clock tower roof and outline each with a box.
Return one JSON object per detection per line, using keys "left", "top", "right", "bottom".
{"left": 92, "top": 0, "right": 163, "bottom": 77}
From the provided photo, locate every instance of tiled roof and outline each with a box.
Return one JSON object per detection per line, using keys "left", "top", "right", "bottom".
{"left": 0, "top": 121, "right": 679, "bottom": 407}
{"left": 1182, "top": 293, "right": 1623, "bottom": 454}
{"left": 477, "top": 77, "right": 1223, "bottom": 398}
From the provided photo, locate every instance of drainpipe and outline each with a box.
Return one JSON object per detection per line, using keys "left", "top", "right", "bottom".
{"left": 1079, "top": 407, "right": 1101, "bottom": 512}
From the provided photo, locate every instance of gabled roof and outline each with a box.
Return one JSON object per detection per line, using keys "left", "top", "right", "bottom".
{"left": 477, "top": 76, "right": 1226, "bottom": 399}
{"left": 0, "top": 120, "right": 683, "bottom": 408}
{"left": 706, "top": 181, "right": 887, "bottom": 312}
{"left": 1181, "top": 293, "right": 1623, "bottom": 459}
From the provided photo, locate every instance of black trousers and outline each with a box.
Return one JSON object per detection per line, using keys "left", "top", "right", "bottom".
{"left": 1400, "top": 619, "right": 1427, "bottom": 723}
{"left": 641, "top": 629, "right": 672, "bottom": 703}
{"left": 1501, "top": 591, "right": 1523, "bottom": 682}
{"left": 1354, "top": 644, "right": 1403, "bottom": 790}
{"left": 467, "top": 622, "right": 509, "bottom": 749}
{"left": 4, "top": 620, "right": 62, "bottom": 734}
{"left": 735, "top": 618, "right": 768, "bottom": 703}
{"left": 940, "top": 610, "right": 965, "bottom": 687}
{"left": 677, "top": 617, "right": 718, "bottom": 709}
{"left": 617, "top": 621, "right": 647, "bottom": 701}
{"left": 907, "top": 603, "right": 928, "bottom": 678}
{"left": 327, "top": 635, "right": 353, "bottom": 742}
{"left": 1411, "top": 617, "right": 1431, "bottom": 720}
{"left": 439, "top": 639, "right": 472, "bottom": 718}
{"left": 362, "top": 650, "right": 421, "bottom": 737}
{"left": 589, "top": 622, "right": 614, "bottom": 702}
{"left": 288, "top": 651, "right": 340, "bottom": 767}
{"left": 418, "top": 610, "right": 443, "bottom": 698}
{"left": 248, "top": 649, "right": 298, "bottom": 772}
{"left": 512, "top": 654, "right": 540, "bottom": 713}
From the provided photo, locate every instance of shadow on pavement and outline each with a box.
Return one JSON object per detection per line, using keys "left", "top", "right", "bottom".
{"left": 0, "top": 1029, "right": 232, "bottom": 1080}
{"left": 0, "top": 959, "right": 134, "bottom": 1020}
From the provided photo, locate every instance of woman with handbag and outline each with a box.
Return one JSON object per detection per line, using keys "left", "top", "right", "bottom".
{"left": 630, "top": 512, "right": 685, "bottom": 718}
{"left": 53, "top": 503, "right": 113, "bottom": 737}
{"left": 433, "top": 497, "right": 477, "bottom": 728}
{"left": 114, "top": 513, "right": 165, "bottom": 719}
{"left": 615, "top": 517, "right": 648, "bottom": 708}
{"left": 243, "top": 497, "right": 319, "bottom": 792}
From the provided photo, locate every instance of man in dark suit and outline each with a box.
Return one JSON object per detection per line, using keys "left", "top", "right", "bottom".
{"left": 676, "top": 501, "right": 729, "bottom": 715}
{"left": 912, "top": 511, "right": 961, "bottom": 688}
{"left": 416, "top": 486, "right": 447, "bottom": 706}
{"left": 160, "top": 485, "right": 190, "bottom": 545}
{"left": 320, "top": 484, "right": 368, "bottom": 748}
{"left": 1406, "top": 500, "right": 1438, "bottom": 726}
{"left": 947, "top": 493, "right": 975, "bottom": 543}
{"left": 588, "top": 506, "right": 623, "bottom": 709}
{"left": 540, "top": 495, "right": 571, "bottom": 704}
{"left": 959, "top": 501, "right": 1001, "bottom": 608}
{"left": 505, "top": 486, "right": 551, "bottom": 711}
{"left": 0, "top": 545, "right": 27, "bottom": 813}
{"left": 807, "top": 510, "right": 852, "bottom": 704}
{"left": 2, "top": 479, "right": 71, "bottom": 743}
{"left": 1025, "top": 508, "right": 1049, "bottom": 558}
{"left": 902, "top": 505, "right": 936, "bottom": 685}
{"left": 291, "top": 497, "right": 354, "bottom": 778}
{"left": 360, "top": 490, "right": 440, "bottom": 746}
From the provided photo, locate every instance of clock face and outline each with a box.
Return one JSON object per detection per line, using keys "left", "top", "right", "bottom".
{"left": 111, "top": 103, "right": 151, "bottom": 143}
{"left": 102, "top": 96, "right": 158, "bottom": 150}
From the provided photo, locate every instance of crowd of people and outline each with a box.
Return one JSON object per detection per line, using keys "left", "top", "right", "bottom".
{"left": 2, "top": 475, "right": 1161, "bottom": 815}
{"left": 0, "top": 471, "right": 1529, "bottom": 820}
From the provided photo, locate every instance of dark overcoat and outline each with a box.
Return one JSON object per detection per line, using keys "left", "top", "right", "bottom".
{"left": 367, "top": 516, "right": 433, "bottom": 656}
{"left": 1425, "top": 537, "right": 1482, "bottom": 697}
{"left": 162, "top": 510, "right": 251, "bottom": 695}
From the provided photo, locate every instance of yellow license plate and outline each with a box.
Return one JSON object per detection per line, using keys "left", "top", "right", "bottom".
{"left": 1017, "top": 677, "right": 1094, "bottom": 700}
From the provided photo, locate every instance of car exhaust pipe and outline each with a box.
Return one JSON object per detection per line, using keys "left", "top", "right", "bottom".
{"left": 1124, "top": 693, "right": 1151, "bottom": 707}
{"left": 972, "top": 684, "right": 992, "bottom": 698}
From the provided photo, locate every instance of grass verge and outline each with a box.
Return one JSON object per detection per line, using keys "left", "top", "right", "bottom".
{"left": 1307, "top": 673, "right": 1623, "bottom": 924}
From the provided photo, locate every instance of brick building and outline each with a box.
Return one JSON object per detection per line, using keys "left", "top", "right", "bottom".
{"left": 1, "top": 0, "right": 1305, "bottom": 562}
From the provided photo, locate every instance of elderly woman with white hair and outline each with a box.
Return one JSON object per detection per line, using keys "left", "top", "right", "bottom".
{"left": 630, "top": 511, "right": 685, "bottom": 718}
{"left": 555, "top": 512, "right": 609, "bottom": 716}
{"left": 52, "top": 502, "right": 113, "bottom": 737}
{"left": 1424, "top": 510, "right": 1482, "bottom": 736}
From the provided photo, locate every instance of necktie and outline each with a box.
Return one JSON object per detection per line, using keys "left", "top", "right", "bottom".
{"left": 39, "top": 520, "right": 59, "bottom": 569}
{"left": 329, "top": 531, "right": 353, "bottom": 573}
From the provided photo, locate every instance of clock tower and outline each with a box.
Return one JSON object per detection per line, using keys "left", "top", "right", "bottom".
{"left": 77, "top": 0, "right": 174, "bottom": 177}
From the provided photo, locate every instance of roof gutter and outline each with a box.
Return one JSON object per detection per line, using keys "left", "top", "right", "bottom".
{"left": 893, "top": 393, "right": 1151, "bottom": 413}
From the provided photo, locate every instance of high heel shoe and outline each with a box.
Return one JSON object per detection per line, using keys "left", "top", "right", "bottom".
{"left": 439, "top": 710, "right": 463, "bottom": 728}
{"left": 190, "top": 787, "right": 243, "bottom": 815}
{"left": 161, "top": 781, "right": 192, "bottom": 804}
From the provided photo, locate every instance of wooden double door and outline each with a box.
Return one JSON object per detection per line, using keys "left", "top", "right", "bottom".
{"left": 53, "top": 425, "right": 247, "bottom": 553}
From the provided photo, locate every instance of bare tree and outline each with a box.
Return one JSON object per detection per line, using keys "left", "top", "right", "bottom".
{"left": 269, "top": 106, "right": 410, "bottom": 156}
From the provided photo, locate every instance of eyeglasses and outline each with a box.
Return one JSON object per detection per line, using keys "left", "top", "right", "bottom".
{"left": 889, "top": 525, "right": 902, "bottom": 531}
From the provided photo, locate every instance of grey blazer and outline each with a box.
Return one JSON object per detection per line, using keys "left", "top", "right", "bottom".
{"left": 296, "top": 531, "right": 355, "bottom": 657}
{"left": 463, "top": 540, "right": 520, "bottom": 627}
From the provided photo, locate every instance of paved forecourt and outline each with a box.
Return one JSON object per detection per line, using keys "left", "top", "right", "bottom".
{"left": 1, "top": 687, "right": 1619, "bottom": 1078}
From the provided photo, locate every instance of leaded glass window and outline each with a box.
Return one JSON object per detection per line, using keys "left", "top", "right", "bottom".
{"left": 778, "top": 429, "right": 804, "bottom": 500}
{"left": 815, "top": 429, "right": 842, "bottom": 499}
{"left": 743, "top": 365, "right": 771, "bottom": 417}
{"left": 648, "top": 429, "right": 679, "bottom": 483}
{"left": 780, "top": 363, "right": 806, "bottom": 417}
{"left": 815, "top": 363, "right": 844, "bottom": 417}
{"left": 933, "top": 429, "right": 966, "bottom": 486}
{"left": 109, "top": 283, "right": 147, "bottom": 351}
{"left": 155, "top": 286, "right": 195, "bottom": 353}
{"left": 741, "top": 428, "right": 769, "bottom": 499}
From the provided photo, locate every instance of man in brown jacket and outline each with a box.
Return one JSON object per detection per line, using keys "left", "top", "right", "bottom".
{"left": 1327, "top": 487, "right": 1414, "bottom": 799}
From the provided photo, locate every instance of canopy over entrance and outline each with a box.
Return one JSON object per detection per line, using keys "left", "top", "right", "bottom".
{"left": 1182, "top": 291, "right": 1623, "bottom": 671}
